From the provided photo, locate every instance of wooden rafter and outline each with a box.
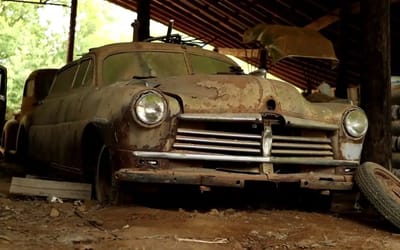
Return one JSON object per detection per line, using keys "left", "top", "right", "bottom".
{"left": 304, "top": 2, "right": 360, "bottom": 31}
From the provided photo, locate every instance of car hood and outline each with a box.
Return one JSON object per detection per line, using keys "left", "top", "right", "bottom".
{"left": 140, "top": 74, "right": 350, "bottom": 123}
{"left": 150, "top": 74, "right": 265, "bottom": 113}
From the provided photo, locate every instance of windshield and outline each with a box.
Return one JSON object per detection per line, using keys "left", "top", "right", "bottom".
{"left": 103, "top": 51, "right": 189, "bottom": 85}
{"left": 189, "top": 54, "right": 237, "bottom": 74}
{"left": 102, "top": 51, "right": 238, "bottom": 85}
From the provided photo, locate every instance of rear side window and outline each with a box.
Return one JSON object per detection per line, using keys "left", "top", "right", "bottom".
{"left": 51, "top": 65, "right": 77, "bottom": 94}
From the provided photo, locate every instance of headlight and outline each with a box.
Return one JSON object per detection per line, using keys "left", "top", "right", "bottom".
{"left": 343, "top": 108, "right": 368, "bottom": 138}
{"left": 133, "top": 90, "right": 167, "bottom": 127}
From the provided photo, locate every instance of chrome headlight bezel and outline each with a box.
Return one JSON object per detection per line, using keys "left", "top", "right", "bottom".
{"left": 343, "top": 108, "right": 368, "bottom": 138}
{"left": 132, "top": 90, "right": 168, "bottom": 127}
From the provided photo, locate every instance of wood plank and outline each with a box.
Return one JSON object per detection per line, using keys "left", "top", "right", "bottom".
{"left": 304, "top": 3, "right": 360, "bottom": 31}
{"left": 9, "top": 177, "right": 92, "bottom": 200}
{"left": 216, "top": 48, "right": 259, "bottom": 58}
{"left": 137, "top": 0, "right": 151, "bottom": 41}
{"left": 392, "top": 152, "right": 400, "bottom": 169}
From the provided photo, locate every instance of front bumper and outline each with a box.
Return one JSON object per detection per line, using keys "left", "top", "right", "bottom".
{"left": 114, "top": 150, "right": 356, "bottom": 191}
{"left": 115, "top": 166, "right": 354, "bottom": 190}
{"left": 114, "top": 111, "right": 360, "bottom": 191}
{"left": 132, "top": 151, "right": 359, "bottom": 166}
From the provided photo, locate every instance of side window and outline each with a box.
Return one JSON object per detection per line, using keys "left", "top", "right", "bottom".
{"left": 51, "top": 65, "right": 77, "bottom": 94}
{"left": 73, "top": 59, "right": 92, "bottom": 88}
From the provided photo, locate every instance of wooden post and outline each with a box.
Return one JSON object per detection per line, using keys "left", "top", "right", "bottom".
{"left": 335, "top": 0, "right": 352, "bottom": 99}
{"left": 66, "top": 0, "right": 77, "bottom": 63}
{"left": 360, "top": 0, "right": 391, "bottom": 169}
{"left": 137, "top": 0, "right": 151, "bottom": 41}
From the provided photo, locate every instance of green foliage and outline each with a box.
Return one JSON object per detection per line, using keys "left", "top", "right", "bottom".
{"left": 0, "top": 0, "right": 132, "bottom": 117}
{"left": 0, "top": 1, "right": 68, "bottom": 116}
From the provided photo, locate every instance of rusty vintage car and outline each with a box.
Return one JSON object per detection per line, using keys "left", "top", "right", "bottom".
{"left": 20, "top": 40, "right": 371, "bottom": 204}
{"left": 0, "top": 68, "right": 57, "bottom": 160}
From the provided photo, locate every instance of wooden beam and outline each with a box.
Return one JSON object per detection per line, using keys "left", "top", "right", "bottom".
{"left": 137, "top": 0, "right": 151, "bottom": 41}
{"left": 335, "top": 0, "right": 353, "bottom": 99}
{"left": 360, "top": 0, "right": 391, "bottom": 169}
{"left": 9, "top": 177, "right": 92, "bottom": 200}
{"left": 66, "top": 0, "right": 77, "bottom": 63}
{"left": 216, "top": 48, "right": 259, "bottom": 58}
{"left": 304, "top": 2, "right": 360, "bottom": 31}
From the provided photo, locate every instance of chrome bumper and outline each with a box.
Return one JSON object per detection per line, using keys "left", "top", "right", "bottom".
{"left": 132, "top": 151, "right": 359, "bottom": 166}
{"left": 115, "top": 166, "right": 354, "bottom": 190}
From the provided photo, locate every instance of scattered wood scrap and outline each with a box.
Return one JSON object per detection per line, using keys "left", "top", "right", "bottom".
{"left": 9, "top": 177, "right": 92, "bottom": 200}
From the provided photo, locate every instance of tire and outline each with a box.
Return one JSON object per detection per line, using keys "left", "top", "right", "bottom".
{"left": 95, "top": 145, "right": 131, "bottom": 205}
{"left": 355, "top": 162, "right": 400, "bottom": 230}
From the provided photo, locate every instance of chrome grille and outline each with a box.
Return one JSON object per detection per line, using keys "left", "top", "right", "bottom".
{"left": 172, "top": 118, "right": 334, "bottom": 158}
{"left": 173, "top": 128, "right": 261, "bottom": 155}
{"left": 271, "top": 135, "right": 333, "bottom": 156}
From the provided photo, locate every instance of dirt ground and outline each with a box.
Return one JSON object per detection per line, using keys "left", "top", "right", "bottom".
{"left": 1, "top": 163, "right": 400, "bottom": 250}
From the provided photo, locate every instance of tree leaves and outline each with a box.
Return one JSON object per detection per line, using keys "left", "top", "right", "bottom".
{"left": 0, "top": 0, "right": 132, "bottom": 117}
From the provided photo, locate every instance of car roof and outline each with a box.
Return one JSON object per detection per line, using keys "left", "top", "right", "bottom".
{"left": 85, "top": 42, "right": 236, "bottom": 64}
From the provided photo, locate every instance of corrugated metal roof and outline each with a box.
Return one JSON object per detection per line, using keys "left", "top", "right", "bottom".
{"left": 108, "top": 0, "right": 400, "bottom": 90}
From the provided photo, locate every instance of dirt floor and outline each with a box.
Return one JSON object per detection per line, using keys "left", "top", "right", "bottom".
{"left": 1, "top": 163, "right": 400, "bottom": 250}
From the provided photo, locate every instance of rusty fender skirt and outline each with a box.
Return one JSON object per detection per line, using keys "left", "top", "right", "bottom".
{"left": 115, "top": 167, "right": 354, "bottom": 190}
{"left": 132, "top": 151, "right": 359, "bottom": 166}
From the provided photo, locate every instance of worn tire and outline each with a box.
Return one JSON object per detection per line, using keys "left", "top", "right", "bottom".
{"left": 355, "top": 162, "right": 400, "bottom": 230}
{"left": 95, "top": 145, "right": 131, "bottom": 205}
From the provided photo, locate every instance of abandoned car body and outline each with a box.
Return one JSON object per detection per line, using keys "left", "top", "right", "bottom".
{"left": 24, "top": 42, "right": 369, "bottom": 202}
{"left": 0, "top": 68, "right": 57, "bottom": 160}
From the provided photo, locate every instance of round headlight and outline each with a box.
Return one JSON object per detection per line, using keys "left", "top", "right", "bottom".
{"left": 343, "top": 109, "right": 368, "bottom": 138}
{"left": 133, "top": 91, "right": 167, "bottom": 126}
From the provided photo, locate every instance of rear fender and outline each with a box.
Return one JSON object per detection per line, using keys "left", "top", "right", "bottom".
{"left": 1, "top": 119, "right": 19, "bottom": 151}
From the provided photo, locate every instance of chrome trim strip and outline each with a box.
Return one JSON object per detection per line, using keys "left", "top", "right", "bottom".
{"left": 262, "top": 126, "right": 272, "bottom": 156}
{"left": 271, "top": 149, "right": 333, "bottom": 156}
{"left": 173, "top": 143, "right": 260, "bottom": 153}
{"left": 175, "top": 135, "right": 260, "bottom": 146}
{"left": 273, "top": 135, "right": 331, "bottom": 143}
{"left": 132, "top": 151, "right": 358, "bottom": 166}
{"left": 178, "top": 113, "right": 338, "bottom": 130}
{"left": 272, "top": 142, "right": 332, "bottom": 149}
{"left": 177, "top": 128, "right": 261, "bottom": 139}
{"left": 282, "top": 115, "right": 339, "bottom": 130}
{"left": 179, "top": 113, "right": 263, "bottom": 122}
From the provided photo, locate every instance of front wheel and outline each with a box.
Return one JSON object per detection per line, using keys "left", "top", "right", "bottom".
{"left": 355, "top": 162, "right": 400, "bottom": 230}
{"left": 95, "top": 145, "right": 132, "bottom": 205}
